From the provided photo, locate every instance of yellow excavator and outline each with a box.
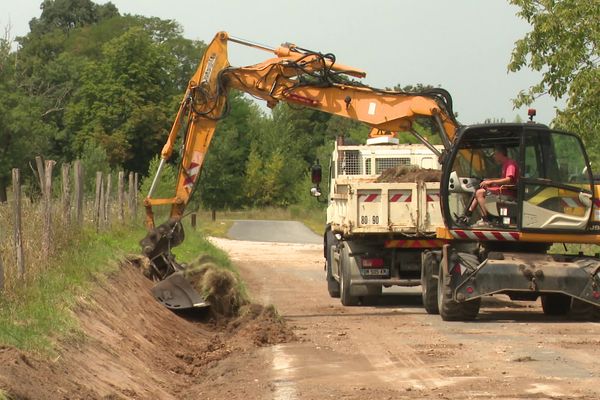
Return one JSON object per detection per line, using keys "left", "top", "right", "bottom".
{"left": 142, "top": 32, "right": 600, "bottom": 320}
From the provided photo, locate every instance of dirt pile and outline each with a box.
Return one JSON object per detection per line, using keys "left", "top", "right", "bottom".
{"left": 376, "top": 165, "right": 442, "bottom": 183}
{"left": 228, "top": 303, "right": 296, "bottom": 347}
{"left": 0, "top": 255, "right": 295, "bottom": 400}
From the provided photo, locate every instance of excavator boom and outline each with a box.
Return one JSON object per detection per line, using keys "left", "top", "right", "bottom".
{"left": 141, "top": 31, "right": 461, "bottom": 309}
{"left": 144, "top": 31, "right": 459, "bottom": 229}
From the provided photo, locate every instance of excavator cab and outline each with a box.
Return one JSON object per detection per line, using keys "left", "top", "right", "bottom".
{"left": 441, "top": 124, "right": 595, "bottom": 234}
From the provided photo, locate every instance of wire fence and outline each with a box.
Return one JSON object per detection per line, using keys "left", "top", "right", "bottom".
{"left": 0, "top": 157, "right": 140, "bottom": 295}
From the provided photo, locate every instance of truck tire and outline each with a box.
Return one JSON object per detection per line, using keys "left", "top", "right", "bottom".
{"left": 421, "top": 251, "right": 439, "bottom": 314}
{"left": 541, "top": 293, "right": 571, "bottom": 316}
{"left": 325, "top": 230, "right": 340, "bottom": 298}
{"left": 437, "top": 253, "right": 480, "bottom": 321}
{"left": 569, "top": 298, "right": 600, "bottom": 321}
{"left": 340, "top": 242, "right": 359, "bottom": 306}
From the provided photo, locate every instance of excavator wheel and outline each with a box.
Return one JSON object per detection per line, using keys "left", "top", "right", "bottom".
{"left": 569, "top": 298, "right": 600, "bottom": 321}
{"left": 437, "top": 253, "right": 480, "bottom": 321}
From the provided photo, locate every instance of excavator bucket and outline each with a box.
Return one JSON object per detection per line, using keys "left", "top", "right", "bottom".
{"left": 150, "top": 271, "right": 209, "bottom": 310}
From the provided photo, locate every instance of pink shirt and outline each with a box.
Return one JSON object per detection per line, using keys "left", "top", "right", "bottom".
{"left": 488, "top": 158, "right": 518, "bottom": 195}
{"left": 502, "top": 158, "right": 519, "bottom": 184}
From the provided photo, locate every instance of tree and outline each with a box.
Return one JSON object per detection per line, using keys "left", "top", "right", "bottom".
{"left": 509, "top": 0, "right": 599, "bottom": 161}
{"left": 198, "top": 92, "right": 258, "bottom": 213}
{"left": 0, "top": 34, "right": 54, "bottom": 201}
{"left": 28, "top": 0, "right": 118, "bottom": 35}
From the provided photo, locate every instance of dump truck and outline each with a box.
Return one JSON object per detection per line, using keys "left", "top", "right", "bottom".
{"left": 321, "top": 136, "right": 446, "bottom": 306}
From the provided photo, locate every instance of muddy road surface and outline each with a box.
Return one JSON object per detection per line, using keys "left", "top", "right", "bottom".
{"left": 208, "top": 220, "right": 600, "bottom": 400}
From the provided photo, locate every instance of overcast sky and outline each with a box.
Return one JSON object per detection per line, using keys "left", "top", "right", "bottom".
{"left": 1, "top": 0, "right": 563, "bottom": 125}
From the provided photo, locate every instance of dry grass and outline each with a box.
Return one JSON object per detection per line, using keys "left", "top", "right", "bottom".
{"left": 184, "top": 255, "right": 248, "bottom": 319}
{"left": 0, "top": 197, "right": 138, "bottom": 297}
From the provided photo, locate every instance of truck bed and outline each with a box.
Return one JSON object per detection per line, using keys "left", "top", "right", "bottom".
{"left": 328, "top": 178, "right": 443, "bottom": 236}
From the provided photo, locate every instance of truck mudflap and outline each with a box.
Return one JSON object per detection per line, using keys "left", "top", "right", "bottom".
{"left": 449, "top": 252, "right": 600, "bottom": 306}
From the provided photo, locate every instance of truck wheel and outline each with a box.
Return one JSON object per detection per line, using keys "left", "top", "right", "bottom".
{"left": 340, "top": 243, "right": 359, "bottom": 306}
{"left": 541, "top": 294, "right": 571, "bottom": 316}
{"left": 421, "top": 251, "right": 439, "bottom": 314}
{"left": 569, "top": 298, "right": 600, "bottom": 321}
{"left": 325, "top": 230, "right": 340, "bottom": 298}
{"left": 437, "top": 254, "right": 480, "bottom": 321}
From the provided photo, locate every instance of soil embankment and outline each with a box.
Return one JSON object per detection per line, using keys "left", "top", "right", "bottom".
{"left": 0, "top": 258, "right": 293, "bottom": 399}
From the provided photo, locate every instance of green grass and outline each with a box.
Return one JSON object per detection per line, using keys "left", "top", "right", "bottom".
{"left": 0, "top": 225, "right": 144, "bottom": 356}
{"left": 549, "top": 243, "right": 600, "bottom": 256}
{"left": 0, "top": 389, "right": 11, "bottom": 400}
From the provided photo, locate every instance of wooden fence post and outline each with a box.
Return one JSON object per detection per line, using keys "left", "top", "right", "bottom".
{"left": 42, "top": 160, "right": 56, "bottom": 259}
{"left": 61, "top": 163, "right": 71, "bottom": 224}
{"left": 118, "top": 171, "right": 125, "bottom": 222}
{"left": 0, "top": 256, "right": 3, "bottom": 292}
{"left": 35, "top": 156, "right": 45, "bottom": 194}
{"left": 134, "top": 172, "right": 139, "bottom": 219}
{"left": 12, "top": 168, "right": 24, "bottom": 279}
{"left": 99, "top": 175, "right": 106, "bottom": 229}
{"left": 128, "top": 172, "right": 134, "bottom": 220}
{"left": 94, "top": 172, "right": 102, "bottom": 232}
{"left": 105, "top": 173, "right": 112, "bottom": 226}
{"left": 74, "top": 161, "right": 84, "bottom": 226}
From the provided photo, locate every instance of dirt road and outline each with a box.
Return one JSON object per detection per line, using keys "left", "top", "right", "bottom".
{"left": 209, "top": 231, "right": 600, "bottom": 400}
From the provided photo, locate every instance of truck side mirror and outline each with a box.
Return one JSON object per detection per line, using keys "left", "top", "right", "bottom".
{"left": 311, "top": 161, "right": 322, "bottom": 184}
{"left": 310, "top": 160, "right": 323, "bottom": 199}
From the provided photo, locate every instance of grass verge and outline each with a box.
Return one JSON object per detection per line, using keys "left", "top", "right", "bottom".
{"left": 0, "top": 220, "right": 243, "bottom": 356}
{"left": 0, "top": 225, "right": 144, "bottom": 356}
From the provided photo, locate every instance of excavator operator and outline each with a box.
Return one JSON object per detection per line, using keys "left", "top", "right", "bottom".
{"left": 457, "top": 144, "right": 519, "bottom": 227}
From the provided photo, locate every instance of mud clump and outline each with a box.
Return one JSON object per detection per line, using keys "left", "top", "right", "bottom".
{"left": 376, "top": 165, "right": 442, "bottom": 183}
{"left": 228, "top": 303, "right": 296, "bottom": 346}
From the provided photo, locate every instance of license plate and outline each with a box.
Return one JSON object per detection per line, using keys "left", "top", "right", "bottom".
{"left": 362, "top": 268, "right": 389, "bottom": 276}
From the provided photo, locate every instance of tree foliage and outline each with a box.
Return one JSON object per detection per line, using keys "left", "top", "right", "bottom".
{"left": 3, "top": 1, "right": 444, "bottom": 211}
{"left": 509, "top": 0, "right": 599, "bottom": 161}
{"left": 0, "top": 35, "right": 55, "bottom": 200}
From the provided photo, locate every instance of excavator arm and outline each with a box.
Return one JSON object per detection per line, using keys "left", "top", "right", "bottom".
{"left": 141, "top": 32, "right": 460, "bottom": 308}
{"left": 144, "top": 31, "right": 458, "bottom": 228}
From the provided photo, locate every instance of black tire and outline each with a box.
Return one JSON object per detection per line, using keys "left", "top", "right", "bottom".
{"left": 421, "top": 251, "right": 439, "bottom": 314}
{"left": 541, "top": 293, "right": 571, "bottom": 316}
{"left": 325, "top": 230, "right": 340, "bottom": 298}
{"left": 437, "top": 253, "right": 480, "bottom": 321}
{"left": 340, "top": 243, "right": 359, "bottom": 306}
{"left": 569, "top": 298, "right": 600, "bottom": 321}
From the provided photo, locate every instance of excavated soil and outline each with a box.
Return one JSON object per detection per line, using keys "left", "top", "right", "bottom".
{"left": 0, "top": 257, "right": 294, "bottom": 400}
{"left": 376, "top": 165, "right": 442, "bottom": 183}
